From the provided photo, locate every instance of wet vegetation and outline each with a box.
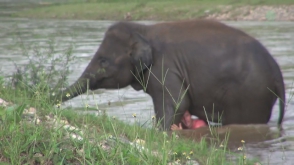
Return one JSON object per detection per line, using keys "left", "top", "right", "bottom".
{"left": 0, "top": 40, "right": 259, "bottom": 164}
{"left": 10, "top": 0, "right": 294, "bottom": 21}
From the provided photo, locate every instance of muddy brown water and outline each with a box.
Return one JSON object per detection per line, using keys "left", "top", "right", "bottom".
{"left": 0, "top": 18, "right": 294, "bottom": 164}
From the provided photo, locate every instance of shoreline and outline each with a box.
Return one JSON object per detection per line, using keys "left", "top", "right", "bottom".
{"left": 9, "top": 3, "right": 294, "bottom": 22}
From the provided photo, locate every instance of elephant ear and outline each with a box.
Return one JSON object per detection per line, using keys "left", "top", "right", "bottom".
{"left": 130, "top": 32, "right": 152, "bottom": 73}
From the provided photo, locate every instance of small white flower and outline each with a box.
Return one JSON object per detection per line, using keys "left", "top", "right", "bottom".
{"left": 85, "top": 104, "right": 89, "bottom": 108}
{"left": 56, "top": 103, "right": 61, "bottom": 108}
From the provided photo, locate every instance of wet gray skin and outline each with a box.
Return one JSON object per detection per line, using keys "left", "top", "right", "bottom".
{"left": 0, "top": 17, "right": 294, "bottom": 164}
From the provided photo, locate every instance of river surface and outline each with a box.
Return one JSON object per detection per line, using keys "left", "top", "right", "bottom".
{"left": 1, "top": 17, "right": 294, "bottom": 164}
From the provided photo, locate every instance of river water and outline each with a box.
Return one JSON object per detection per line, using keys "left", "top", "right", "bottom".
{"left": 1, "top": 17, "right": 294, "bottom": 164}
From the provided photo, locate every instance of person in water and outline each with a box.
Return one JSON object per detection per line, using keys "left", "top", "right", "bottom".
{"left": 171, "top": 111, "right": 207, "bottom": 130}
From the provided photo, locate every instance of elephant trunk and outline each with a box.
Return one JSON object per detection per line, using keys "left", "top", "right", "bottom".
{"left": 54, "top": 78, "right": 89, "bottom": 103}
{"left": 52, "top": 58, "right": 104, "bottom": 104}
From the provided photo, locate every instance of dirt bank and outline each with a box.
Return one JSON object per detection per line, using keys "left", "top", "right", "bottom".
{"left": 205, "top": 5, "right": 294, "bottom": 21}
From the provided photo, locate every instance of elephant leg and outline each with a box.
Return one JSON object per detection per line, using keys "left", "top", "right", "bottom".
{"left": 148, "top": 75, "right": 190, "bottom": 130}
{"left": 152, "top": 98, "right": 180, "bottom": 130}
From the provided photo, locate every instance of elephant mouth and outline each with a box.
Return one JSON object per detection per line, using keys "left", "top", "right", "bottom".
{"left": 92, "top": 77, "right": 122, "bottom": 90}
{"left": 89, "top": 77, "right": 105, "bottom": 90}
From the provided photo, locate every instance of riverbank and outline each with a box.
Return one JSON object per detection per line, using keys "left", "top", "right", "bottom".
{"left": 0, "top": 87, "right": 252, "bottom": 165}
{"left": 9, "top": 0, "right": 294, "bottom": 21}
{"left": 206, "top": 5, "right": 294, "bottom": 21}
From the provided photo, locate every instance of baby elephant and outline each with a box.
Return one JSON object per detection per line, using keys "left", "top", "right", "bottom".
{"left": 56, "top": 19, "right": 285, "bottom": 130}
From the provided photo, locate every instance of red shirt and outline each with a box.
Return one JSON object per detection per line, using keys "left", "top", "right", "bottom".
{"left": 191, "top": 119, "right": 207, "bottom": 129}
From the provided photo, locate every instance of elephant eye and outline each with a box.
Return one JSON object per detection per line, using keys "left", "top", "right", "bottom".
{"left": 100, "top": 58, "right": 109, "bottom": 68}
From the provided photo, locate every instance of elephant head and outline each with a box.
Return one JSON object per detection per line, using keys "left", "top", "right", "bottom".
{"left": 56, "top": 22, "right": 153, "bottom": 102}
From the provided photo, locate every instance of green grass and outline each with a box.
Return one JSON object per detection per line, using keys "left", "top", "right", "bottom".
{"left": 0, "top": 37, "right": 260, "bottom": 164}
{"left": 12, "top": 0, "right": 294, "bottom": 20}
{"left": 0, "top": 96, "right": 258, "bottom": 164}
{"left": 0, "top": 86, "right": 256, "bottom": 164}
